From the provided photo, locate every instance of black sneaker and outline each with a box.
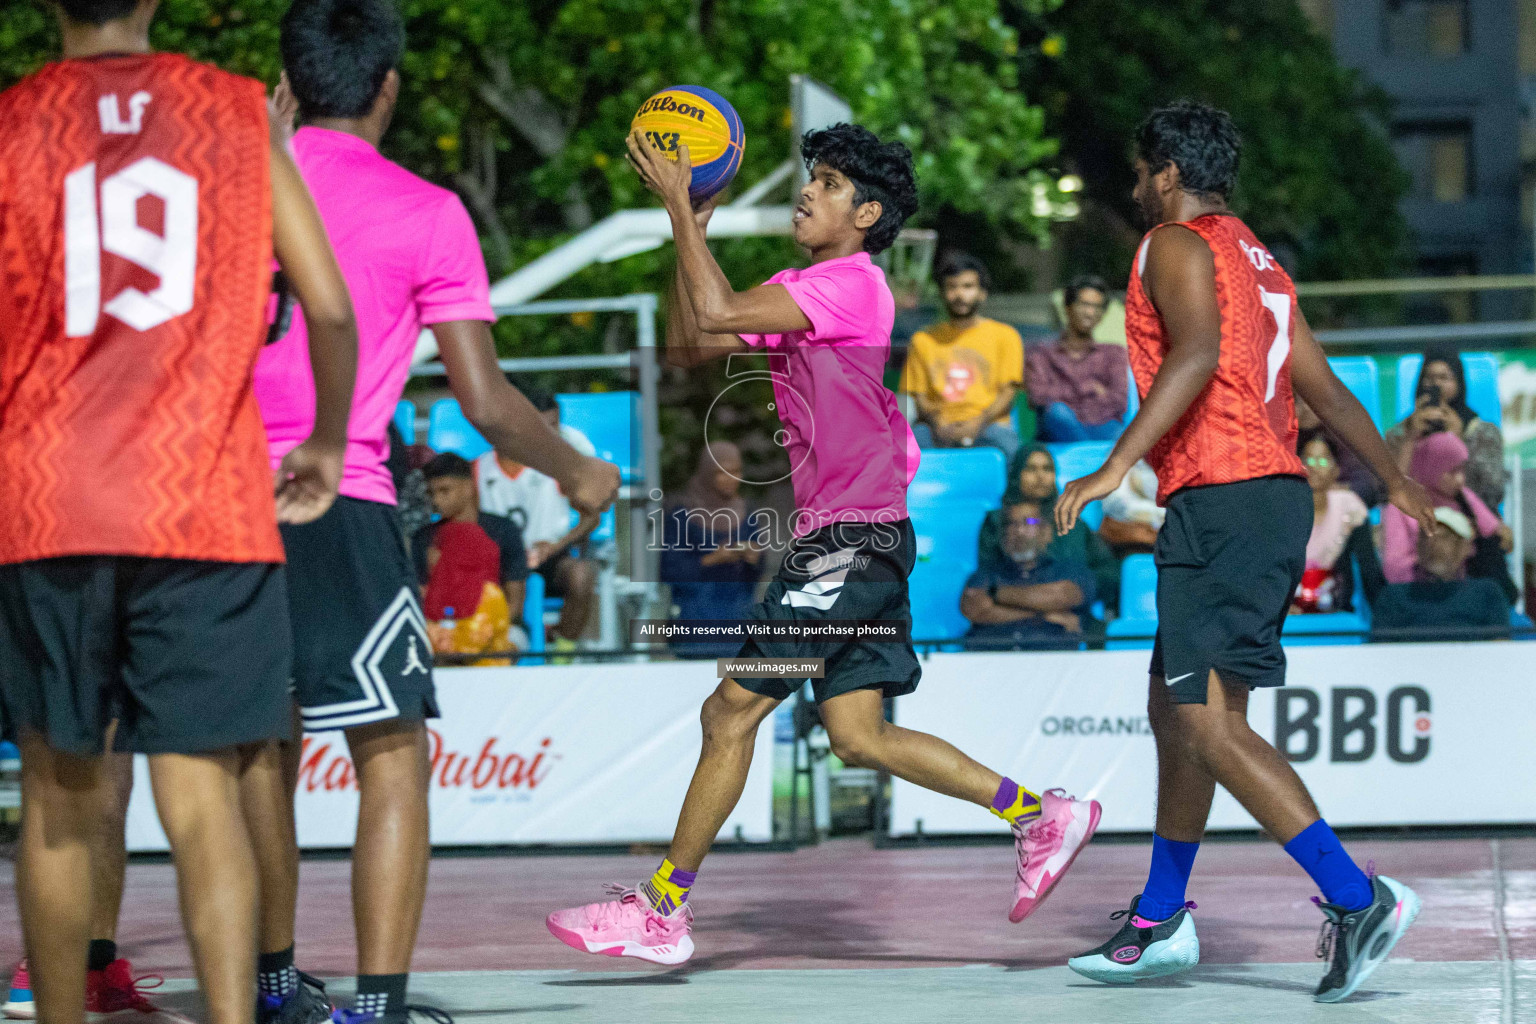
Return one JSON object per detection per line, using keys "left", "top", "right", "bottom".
{"left": 1067, "top": 895, "right": 1199, "bottom": 983}
{"left": 1313, "top": 874, "right": 1420, "bottom": 1003}
{"left": 257, "top": 972, "right": 334, "bottom": 1024}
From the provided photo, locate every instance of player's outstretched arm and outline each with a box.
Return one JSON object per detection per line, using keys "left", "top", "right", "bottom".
{"left": 1056, "top": 226, "right": 1221, "bottom": 533}
{"left": 433, "top": 320, "right": 620, "bottom": 516}
{"left": 665, "top": 221, "right": 748, "bottom": 367}
{"left": 1289, "top": 311, "right": 1437, "bottom": 533}
{"left": 270, "top": 139, "right": 358, "bottom": 524}
{"left": 627, "top": 130, "right": 812, "bottom": 339}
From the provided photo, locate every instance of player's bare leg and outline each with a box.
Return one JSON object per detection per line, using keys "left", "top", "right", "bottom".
{"left": 1147, "top": 675, "right": 1218, "bottom": 842}
{"left": 146, "top": 748, "right": 261, "bottom": 1024}
{"left": 15, "top": 735, "right": 100, "bottom": 1024}
{"left": 665, "top": 679, "right": 780, "bottom": 870}
{"left": 89, "top": 748, "right": 134, "bottom": 945}
{"left": 238, "top": 737, "right": 302, "bottom": 957}
{"left": 346, "top": 720, "right": 432, "bottom": 974}
{"left": 816, "top": 687, "right": 1001, "bottom": 804}
{"left": 1164, "top": 670, "right": 1319, "bottom": 843}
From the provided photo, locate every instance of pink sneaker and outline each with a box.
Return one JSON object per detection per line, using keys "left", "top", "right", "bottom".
{"left": 1009, "top": 787, "right": 1103, "bottom": 923}
{"left": 546, "top": 885, "right": 695, "bottom": 965}
{"left": 85, "top": 959, "right": 194, "bottom": 1024}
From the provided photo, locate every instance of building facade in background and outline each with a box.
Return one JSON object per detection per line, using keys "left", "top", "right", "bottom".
{"left": 1303, "top": 0, "right": 1533, "bottom": 319}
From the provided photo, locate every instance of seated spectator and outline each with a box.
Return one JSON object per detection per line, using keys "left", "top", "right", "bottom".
{"left": 1027, "top": 275, "right": 1128, "bottom": 441}
{"left": 1100, "top": 459, "right": 1163, "bottom": 556}
{"left": 1384, "top": 346, "right": 1506, "bottom": 509}
{"left": 977, "top": 443, "right": 1118, "bottom": 613}
{"left": 415, "top": 453, "right": 529, "bottom": 657}
{"left": 477, "top": 384, "right": 602, "bottom": 652}
{"left": 899, "top": 252, "right": 1024, "bottom": 459}
{"left": 660, "top": 442, "right": 764, "bottom": 659}
{"left": 961, "top": 500, "right": 1096, "bottom": 650}
{"left": 1372, "top": 507, "right": 1510, "bottom": 641}
{"left": 1383, "top": 431, "right": 1515, "bottom": 600}
{"left": 1296, "top": 394, "right": 1382, "bottom": 507}
{"left": 1293, "top": 432, "right": 1382, "bottom": 614}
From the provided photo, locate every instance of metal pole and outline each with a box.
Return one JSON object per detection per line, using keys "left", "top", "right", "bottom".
{"left": 635, "top": 293, "right": 663, "bottom": 587}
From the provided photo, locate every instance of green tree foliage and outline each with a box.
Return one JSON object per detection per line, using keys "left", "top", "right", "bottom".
{"left": 1023, "top": 0, "right": 1408, "bottom": 286}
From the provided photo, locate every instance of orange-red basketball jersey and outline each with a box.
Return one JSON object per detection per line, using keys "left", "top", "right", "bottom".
{"left": 0, "top": 53, "right": 282, "bottom": 565}
{"left": 1125, "top": 213, "right": 1306, "bottom": 504}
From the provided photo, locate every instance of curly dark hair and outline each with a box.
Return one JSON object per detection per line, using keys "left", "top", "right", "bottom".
{"left": 1064, "top": 274, "right": 1109, "bottom": 307}
{"left": 800, "top": 124, "right": 919, "bottom": 255}
{"left": 281, "top": 0, "right": 405, "bottom": 120}
{"left": 58, "top": 0, "right": 138, "bottom": 23}
{"left": 934, "top": 251, "right": 991, "bottom": 291}
{"left": 1136, "top": 100, "right": 1241, "bottom": 200}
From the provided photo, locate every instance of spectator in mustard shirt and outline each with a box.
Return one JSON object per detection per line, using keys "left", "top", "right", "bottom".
{"left": 900, "top": 252, "right": 1024, "bottom": 459}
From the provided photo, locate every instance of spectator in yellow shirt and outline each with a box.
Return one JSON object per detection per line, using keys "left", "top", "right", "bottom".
{"left": 899, "top": 252, "right": 1024, "bottom": 459}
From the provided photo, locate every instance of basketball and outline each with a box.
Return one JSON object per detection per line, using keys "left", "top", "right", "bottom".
{"left": 631, "top": 85, "right": 745, "bottom": 202}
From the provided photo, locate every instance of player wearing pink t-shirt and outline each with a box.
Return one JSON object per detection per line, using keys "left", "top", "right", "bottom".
{"left": 547, "top": 124, "right": 1102, "bottom": 967}
{"left": 239, "top": 4, "right": 620, "bottom": 1023}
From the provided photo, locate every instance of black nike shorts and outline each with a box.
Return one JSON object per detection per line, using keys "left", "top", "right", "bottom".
{"left": 0, "top": 556, "right": 293, "bottom": 755}
{"left": 1150, "top": 475, "right": 1311, "bottom": 704}
{"left": 732, "top": 518, "right": 920, "bottom": 705}
{"left": 281, "top": 496, "right": 438, "bottom": 733}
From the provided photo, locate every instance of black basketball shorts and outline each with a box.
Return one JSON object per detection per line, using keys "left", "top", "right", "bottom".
{"left": 732, "top": 518, "right": 920, "bottom": 704}
{"left": 0, "top": 556, "right": 293, "bottom": 755}
{"left": 1150, "top": 475, "right": 1312, "bottom": 704}
{"left": 280, "top": 496, "right": 438, "bottom": 733}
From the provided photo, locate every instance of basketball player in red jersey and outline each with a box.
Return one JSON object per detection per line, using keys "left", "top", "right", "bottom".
{"left": 1055, "top": 103, "right": 1437, "bottom": 1002}
{"left": 0, "top": 2, "right": 358, "bottom": 1023}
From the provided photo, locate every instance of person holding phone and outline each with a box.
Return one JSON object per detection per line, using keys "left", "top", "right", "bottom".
{"left": 1384, "top": 347, "right": 1507, "bottom": 510}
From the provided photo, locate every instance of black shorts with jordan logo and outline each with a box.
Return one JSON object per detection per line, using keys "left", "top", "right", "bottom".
{"left": 1150, "top": 475, "right": 1312, "bottom": 704}
{"left": 732, "top": 518, "right": 921, "bottom": 704}
{"left": 281, "top": 496, "right": 438, "bottom": 733}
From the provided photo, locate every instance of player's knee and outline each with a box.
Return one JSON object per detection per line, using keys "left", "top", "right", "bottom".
{"left": 568, "top": 559, "right": 596, "bottom": 595}
{"left": 699, "top": 688, "right": 758, "bottom": 747}
{"left": 827, "top": 724, "right": 886, "bottom": 770}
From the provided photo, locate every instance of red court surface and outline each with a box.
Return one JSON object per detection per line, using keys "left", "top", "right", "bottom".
{"left": 4, "top": 833, "right": 1532, "bottom": 1022}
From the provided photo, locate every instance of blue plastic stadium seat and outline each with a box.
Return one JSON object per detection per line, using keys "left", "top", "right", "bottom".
{"left": 1283, "top": 612, "right": 1366, "bottom": 646}
{"left": 427, "top": 398, "right": 491, "bottom": 459}
{"left": 906, "top": 448, "right": 1007, "bottom": 509}
{"left": 394, "top": 400, "right": 417, "bottom": 446}
{"left": 1124, "top": 362, "right": 1140, "bottom": 421}
{"left": 1105, "top": 553, "right": 1157, "bottom": 650}
{"left": 1395, "top": 352, "right": 1501, "bottom": 427}
{"left": 557, "top": 392, "right": 640, "bottom": 482}
{"left": 1326, "top": 356, "right": 1381, "bottom": 428}
{"left": 908, "top": 502, "right": 991, "bottom": 641}
{"left": 518, "top": 571, "right": 545, "bottom": 664}
{"left": 1045, "top": 441, "right": 1115, "bottom": 531}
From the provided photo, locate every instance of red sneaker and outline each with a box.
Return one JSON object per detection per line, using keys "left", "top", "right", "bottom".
{"left": 85, "top": 960, "right": 194, "bottom": 1024}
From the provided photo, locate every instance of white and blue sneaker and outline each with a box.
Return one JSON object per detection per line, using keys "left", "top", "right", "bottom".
{"left": 3, "top": 961, "right": 33, "bottom": 1020}
{"left": 1313, "top": 875, "right": 1421, "bottom": 1003}
{"left": 1067, "top": 896, "right": 1199, "bottom": 983}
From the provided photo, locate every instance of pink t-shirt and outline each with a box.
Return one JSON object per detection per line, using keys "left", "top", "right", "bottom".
{"left": 739, "top": 252, "right": 919, "bottom": 536}
{"left": 255, "top": 127, "right": 494, "bottom": 505}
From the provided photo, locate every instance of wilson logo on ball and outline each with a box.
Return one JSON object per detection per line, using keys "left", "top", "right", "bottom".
{"left": 631, "top": 85, "right": 745, "bottom": 202}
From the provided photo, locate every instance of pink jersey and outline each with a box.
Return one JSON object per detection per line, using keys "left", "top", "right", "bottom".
{"left": 254, "top": 127, "right": 494, "bottom": 505}
{"left": 739, "top": 252, "right": 919, "bottom": 536}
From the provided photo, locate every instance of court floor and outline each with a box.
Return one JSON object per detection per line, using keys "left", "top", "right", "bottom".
{"left": 3, "top": 833, "right": 1531, "bottom": 1023}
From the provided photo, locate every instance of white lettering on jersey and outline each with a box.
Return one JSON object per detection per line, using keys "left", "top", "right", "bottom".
{"left": 98, "top": 92, "right": 151, "bottom": 135}
{"left": 1239, "top": 237, "right": 1278, "bottom": 273}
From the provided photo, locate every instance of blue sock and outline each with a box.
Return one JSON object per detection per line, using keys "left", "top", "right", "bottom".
{"left": 1284, "top": 819, "right": 1372, "bottom": 912}
{"left": 1137, "top": 834, "right": 1200, "bottom": 921}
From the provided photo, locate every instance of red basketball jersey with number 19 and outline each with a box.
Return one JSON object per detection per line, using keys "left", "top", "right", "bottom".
{"left": 0, "top": 53, "right": 282, "bottom": 565}
{"left": 1125, "top": 213, "right": 1307, "bottom": 505}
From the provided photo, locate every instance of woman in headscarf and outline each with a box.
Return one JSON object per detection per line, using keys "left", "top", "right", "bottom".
{"left": 976, "top": 443, "right": 1119, "bottom": 614}
{"left": 1383, "top": 346, "right": 1506, "bottom": 509}
{"left": 1382, "top": 430, "right": 1514, "bottom": 596}
{"left": 661, "top": 441, "right": 764, "bottom": 657}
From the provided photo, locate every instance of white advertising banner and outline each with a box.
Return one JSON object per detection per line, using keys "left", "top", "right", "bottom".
{"left": 890, "top": 643, "right": 1536, "bottom": 835}
{"left": 127, "top": 663, "right": 773, "bottom": 852}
